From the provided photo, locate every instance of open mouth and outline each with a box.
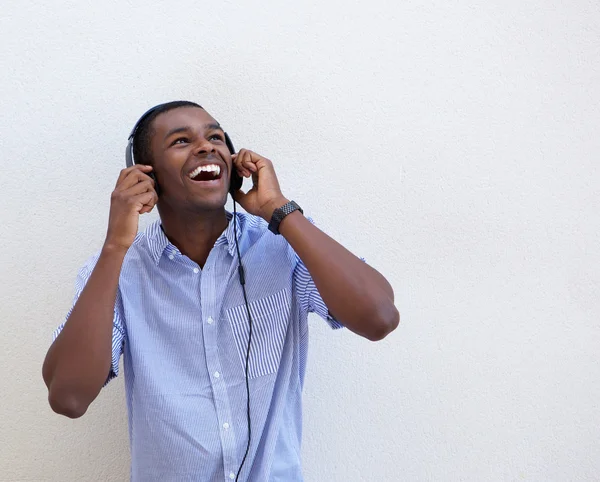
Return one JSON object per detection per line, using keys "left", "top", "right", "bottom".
{"left": 188, "top": 164, "right": 223, "bottom": 183}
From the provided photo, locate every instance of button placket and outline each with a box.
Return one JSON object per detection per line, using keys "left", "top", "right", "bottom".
{"left": 200, "top": 255, "right": 238, "bottom": 478}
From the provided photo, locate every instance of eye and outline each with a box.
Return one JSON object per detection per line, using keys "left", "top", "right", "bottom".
{"left": 171, "top": 136, "right": 189, "bottom": 146}
{"left": 208, "top": 133, "right": 224, "bottom": 142}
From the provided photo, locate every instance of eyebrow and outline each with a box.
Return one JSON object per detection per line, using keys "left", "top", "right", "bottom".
{"left": 163, "top": 123, "right": 224, "bottom": 141}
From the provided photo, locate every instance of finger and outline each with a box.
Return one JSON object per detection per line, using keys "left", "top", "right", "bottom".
{"left": 242, "top": 155, "right": 257, "bottom": 173}
{"left": 238, "top": 151, "right": 252, "bottom": 177}
{"left": 118, "top": 169, "right": 155, "bottom": 191}
{"left": 233, "top": 156, "right": 248, "bottom": 177}
{"left": 123, "top": 179, "right": 156, "bottom": 197}
{"left": 115, "top": 165, "right": 153, "bottom": 188}
{"left": 251, "top": 151, "right": 272, "bottom": 171}
{"left": 139, "top": 201, "right": 155, "bottom": 215}
{"left": 133, "top": 191, "right": 157, "bottom": 212}
{"left": 232, "top": 150, "right": 244, "bottom": 174}
{"left": 145, "top": 190, "right": 159, "bottom": 210}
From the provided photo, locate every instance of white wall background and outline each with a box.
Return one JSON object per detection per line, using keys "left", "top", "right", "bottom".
{"left": 1, "top": 0, "right": 599, "bottom": 480}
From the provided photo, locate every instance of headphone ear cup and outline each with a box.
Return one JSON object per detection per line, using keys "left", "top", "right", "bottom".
{"left": 149, "top": 171, "right": 160, "bottom": 197}
{"left": 225, "top": 132, "right": 243, "bottom": 195}
{"left": 229, "top": 170, "right": 243, "bottom": 194}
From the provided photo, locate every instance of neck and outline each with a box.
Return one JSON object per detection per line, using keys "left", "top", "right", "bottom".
{"left": 157, "top": 204, "right": 229, "bottom": 268}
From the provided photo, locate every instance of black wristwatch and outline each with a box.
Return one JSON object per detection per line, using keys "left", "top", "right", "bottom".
{"left": 268, "top": 200, "right": 303, "bottom": 235}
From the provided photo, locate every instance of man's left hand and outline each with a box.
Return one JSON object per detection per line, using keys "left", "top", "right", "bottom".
{"left": 231, "top": 149, "right": 289, "bottom": 221}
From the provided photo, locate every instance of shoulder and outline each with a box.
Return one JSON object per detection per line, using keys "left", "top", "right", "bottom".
{"left": 75, "top": 251, "right": 102, "bottom": 280}
{"left": 235, "top": 211, "right": 268, "bottom": 242}
{"left": 125, "top": 220, "right": 164, "bottom": 264}
{"left": 78, "top": 221, "right": 160, "bottom": 274}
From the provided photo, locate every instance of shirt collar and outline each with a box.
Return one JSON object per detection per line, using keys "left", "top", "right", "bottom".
{"left": 146, "top": 211, "right": 241, "bottom": 265}
{"left": 214, "top": 210, "right": 241, "bottom": 257}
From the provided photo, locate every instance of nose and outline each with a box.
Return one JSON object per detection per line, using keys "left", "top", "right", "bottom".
{"left": 194, "top": 138, "right": 216, "bottom": 155}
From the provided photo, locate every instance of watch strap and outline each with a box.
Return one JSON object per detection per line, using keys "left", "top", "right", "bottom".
{"left": 268, "top": 200, "right": 303, "bottom": 235}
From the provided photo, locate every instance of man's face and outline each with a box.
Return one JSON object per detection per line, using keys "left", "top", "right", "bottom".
{"left": 149, "top": 106, "right": 233, "bottom": 211}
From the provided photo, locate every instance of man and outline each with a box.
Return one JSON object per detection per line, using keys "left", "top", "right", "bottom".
{"left": 43, "top": 101, "right": 399, "bottom": 481}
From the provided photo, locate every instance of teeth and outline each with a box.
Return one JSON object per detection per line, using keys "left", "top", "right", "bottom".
{"left": 188, "top": 164, "right": 221, "bottom": 179}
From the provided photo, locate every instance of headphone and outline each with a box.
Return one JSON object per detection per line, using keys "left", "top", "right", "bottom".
{"left": 125, "top": 104, "right": 243, "bottom": 195}
{"left": 126, "top": 104, "right": 253, "bottom": 481}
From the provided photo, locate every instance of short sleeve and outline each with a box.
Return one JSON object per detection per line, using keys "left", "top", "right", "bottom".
{"left": 52, "top": 253, "right": 126, "bottom": 385}
{"left": 292, "top": 217, "right": 366, "bottom": 330}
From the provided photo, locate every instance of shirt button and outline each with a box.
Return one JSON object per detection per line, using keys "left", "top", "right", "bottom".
{"left": 168, "top": 254, "right": 174, "bottom": 260}
{"left": 207, "top": 317, "right": 214, "bottom": 324}
{"left": 223, "top": 422, "right": 229, "bottom": 429}
{"left": 193, "top": 268, "right": 199, "bottom": 273}
{"left": 214, "top": 371, "right": 220, "bottom": 378}
{"left": 229, "top": 473, "right": 235, "bottom": 479}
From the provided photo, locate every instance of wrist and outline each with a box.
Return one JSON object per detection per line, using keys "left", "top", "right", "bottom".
{"left": 101, "top": 241, "right": 130, "bottom": 258}
{"left": 261, "top": 196, "right": 289, "bottom": 222}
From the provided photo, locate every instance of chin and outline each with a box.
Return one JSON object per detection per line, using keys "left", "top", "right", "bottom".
{"left": 188, "top": 192, "right": 229, "bottom": 211}
{"left": 158, "top": 190, "right": 228, "bottom": 214}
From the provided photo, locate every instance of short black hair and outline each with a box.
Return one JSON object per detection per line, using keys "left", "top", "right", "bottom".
{"left": 132, "top": 100, "right": 202, "bottom": 165}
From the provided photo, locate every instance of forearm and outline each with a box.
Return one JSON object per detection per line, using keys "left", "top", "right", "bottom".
{"left": 278, "top": 209, "right": 399, "bottom": 341}
{"left": 42, "top": 244, "right": 126, "bottom": 417}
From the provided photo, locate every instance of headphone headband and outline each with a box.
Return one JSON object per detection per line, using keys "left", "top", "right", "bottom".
{"left": 126, "top": 105, "right": 166, "bottom": 167}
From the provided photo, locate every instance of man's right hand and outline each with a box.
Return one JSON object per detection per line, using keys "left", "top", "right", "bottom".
{"left": 105, "top": 165, "right": 158, "bottom": 251}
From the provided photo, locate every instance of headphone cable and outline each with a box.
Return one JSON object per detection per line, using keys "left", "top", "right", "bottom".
{"left": 233, "top": 199, "right": 253, "bottom": 481}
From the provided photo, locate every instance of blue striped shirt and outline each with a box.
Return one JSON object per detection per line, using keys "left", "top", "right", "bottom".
{"left": 53, "top": 211, "right": 345, "bottom": 481}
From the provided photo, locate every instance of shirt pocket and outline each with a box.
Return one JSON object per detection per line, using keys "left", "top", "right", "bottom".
{"left": 226, "top": 289, "right": 291, "bottom": 379}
